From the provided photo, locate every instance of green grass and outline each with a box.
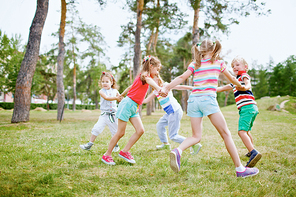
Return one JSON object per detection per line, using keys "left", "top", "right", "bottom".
{"left": 0, "top": 96, "right": 296, "bottom": 196}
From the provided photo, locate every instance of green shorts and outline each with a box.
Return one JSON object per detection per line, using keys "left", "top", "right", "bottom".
{"left": 116, "top": 97, "right": 139, "bottom": 122}
{"left": 238, "top": 104, "right": 259, "bottom": 131}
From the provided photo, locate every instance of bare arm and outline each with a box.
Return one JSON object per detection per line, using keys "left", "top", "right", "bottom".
{"left": 236, "top": 77, "right": 251, "bottom": 91}
{"left": 142, "top": 92, "right": 156, "bottom": 104}
{"left": 216, "top": 84, "right": 232, "bottom": 92}
{"left": 222, "top": 69, "right": 242, "bottom": 88}
{"left": 120, "top": 85, "right": 132, "bottom": 97}
{"left": 161, "top": 69, "right": 192, "bottom": 95}
{"left": 99, "top": 89, "right": 121, "bottom": 102}
{"left": 173, "top": 85, "right": 193, "bottom": 90}
{"left": 144, "top": 75, "right": 161, "bottom": 92}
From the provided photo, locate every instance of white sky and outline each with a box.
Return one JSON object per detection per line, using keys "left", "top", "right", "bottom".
{"left": 0, "top": 0, "right": 296, "bottom": 70}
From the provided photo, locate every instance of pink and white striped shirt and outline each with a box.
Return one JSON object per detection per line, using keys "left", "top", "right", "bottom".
{"left": 188, "top": 58, "right": 226, "bottom": 97}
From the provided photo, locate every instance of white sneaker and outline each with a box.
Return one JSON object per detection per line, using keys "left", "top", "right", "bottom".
{"left": 156, "top": 143, "right": 171, "bottom": 150}
{"left": 190, "top": 143, "right": 202, "bottom": 155}
{"left": 80, "top": 142, "right": 93, "bottom": 151}
{"left": 113, "top": 144, "right": 120, "bottom": 152}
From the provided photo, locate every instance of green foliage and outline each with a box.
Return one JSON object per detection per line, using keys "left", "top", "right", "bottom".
{"left": 0, "top": 30, "right": 24, "bottom": 94}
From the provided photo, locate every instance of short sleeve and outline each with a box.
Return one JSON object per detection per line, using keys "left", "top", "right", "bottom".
{"left": 241, "top": 73, "right": 250, "bottom": 81}
{"left": 220, "top": 61, "right": 226, "bottom": 72}
{"left": 187, "top": 62, "right": 195, "bottom": 73}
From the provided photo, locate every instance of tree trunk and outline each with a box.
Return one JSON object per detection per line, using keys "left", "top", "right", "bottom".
{"left": 146, "top": 86, "right": 152, "bottom": 115}
{"left": 11, "top": 0, "right": 48, "bottom": 123}
{"left": 192, "top": 2, "right": 200, "bottom": 47}
{"left": 57, "top": 0, "right": 66, "bottom": 121}
{"left": 133, "top": 0, "right": 144, "bottom": 79}
{"left": 73, "top": 59, "right": 76, "bottom": 111}
{"left": 95, "top": 89, "right": 99, "bottom": 109}
{"left": 224, "top": 91, "right": 229, "bottom": 107}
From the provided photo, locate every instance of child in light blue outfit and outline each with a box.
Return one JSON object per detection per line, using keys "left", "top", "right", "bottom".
{"left": 143, "top": 77, "right": 202, "bottom": 154}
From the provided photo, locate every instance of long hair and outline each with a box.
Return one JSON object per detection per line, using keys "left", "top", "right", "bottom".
{"left": 140, "top": 55, "right": 161, "bottom": 83}
{"left": 99, "top": 71, "right": 118, "bottom": 89}
{"left": 191, "top": 39, "right": 222, "bottom": 70}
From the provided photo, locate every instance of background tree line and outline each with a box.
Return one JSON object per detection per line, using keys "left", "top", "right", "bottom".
{"left": 1, "top": 0, "right": 282, "bottom": 123}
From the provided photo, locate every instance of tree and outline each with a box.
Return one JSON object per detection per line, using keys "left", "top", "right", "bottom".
{"left": 11, "top": 0, "right": 49, "bottom": 123}
{"left": 0, "top": 31, "right": 24, "bottom": 94}
{"left": 56, "top": 0, "right": 66, "bottom": 121}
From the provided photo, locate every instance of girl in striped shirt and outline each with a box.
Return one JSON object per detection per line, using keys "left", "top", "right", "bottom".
{"left": 159, "top": 39, "right": 259, "bottom": 178}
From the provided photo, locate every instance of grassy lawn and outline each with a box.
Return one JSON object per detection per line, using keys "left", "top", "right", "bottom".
{"left": 0, "top": 96, "right": 295, "bottom": 196}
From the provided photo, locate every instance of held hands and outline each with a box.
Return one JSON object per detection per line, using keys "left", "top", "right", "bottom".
{"left": 235, "top": 85, "right": 247, "bottom": 91}
{"left": 116, "top": 93, "right": 124, "bottom": 102}
{"left": 159, "top": 85, "right": 169, "bottom": 97}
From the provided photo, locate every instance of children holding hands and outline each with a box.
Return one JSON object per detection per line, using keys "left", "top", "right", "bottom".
{"left": 159, "top": 39, "right": 259, "bottom": 178}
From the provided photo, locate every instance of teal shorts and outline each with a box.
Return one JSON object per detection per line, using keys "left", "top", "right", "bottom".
{"left": 187, "top": 95, "right": 220, "bottom": 117}
{"left": 116, "top": 97, "right": 139, "bottom": 122}
{"left": 238, "top": 104, "right": 259, "bottom": 131}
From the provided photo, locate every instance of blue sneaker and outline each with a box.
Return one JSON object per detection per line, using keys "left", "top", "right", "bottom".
{"left": 246, "top": 149, "right": 262, "bottom": 167}
{"left": 170, "top": 148, "right": 181, "bottom": 173}
{"left": 236, "top": 167, "right": 259, "bottom": 178}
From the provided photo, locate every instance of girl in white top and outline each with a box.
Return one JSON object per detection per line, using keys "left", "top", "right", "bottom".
{"left": 143, "top": 76, "right": 202, "bottom": 154}
{"left": 80, "top": 71, "right": 122, "bottom": 152}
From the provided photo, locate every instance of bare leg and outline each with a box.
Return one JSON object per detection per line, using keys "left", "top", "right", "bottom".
{"left": 105, "top": 119, "right": 127, "bottom": 156}
{"left": 89, "top": 134, "right": 97, "bottom": 143}
{"left": 122, "top": 117, "right": 145, "bottom": 152}
{"left": 208, "top": 112, "right": 242, "bottom": 167}
{"left": 178, "top": 117, "right": 203, "bottom": 151}
{"left": 247, "top": 131, "right": 254, "bottom": 145}
{"left": 238, "top": 130, "right": 254, "bottom": 152}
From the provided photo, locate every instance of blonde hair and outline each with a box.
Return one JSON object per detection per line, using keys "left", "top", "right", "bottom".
{"left": 140, "top": 55, "right": 161, "bottom": 83}
{"left": 191, "top": 39, "right": 222, "bottom": 70}
{"left": 231, "top": 56, "right": 249, "bottom": 71}
{"left": 100, "top": 71, "right": 118, "bottom": 89}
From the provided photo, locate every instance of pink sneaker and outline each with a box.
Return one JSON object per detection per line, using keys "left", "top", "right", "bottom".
{"left": 101, "top": 154, "right": 115, "bottom": 165}
{"left": 118, "top": 151, "right": 136, "bottom": 164}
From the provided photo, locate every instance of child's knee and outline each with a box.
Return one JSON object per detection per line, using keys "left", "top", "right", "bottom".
{"left": 136, "top": 128, "right": 145, "bottom": 136}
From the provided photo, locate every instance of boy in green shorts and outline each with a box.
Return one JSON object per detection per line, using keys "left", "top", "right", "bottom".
{"left": 217, "top": 56, "right": 261, "bottom": 167}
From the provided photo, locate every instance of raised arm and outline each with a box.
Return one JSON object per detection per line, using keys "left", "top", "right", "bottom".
{"left": 144, "top": 76, "right": 161, "bottom": 92}
{"left": 142, "top": 92, "right": 156, "bottom": 104}
{"left": 161, "top": 70, "right": 192, "bottom": 96}
{"left": 236, "top": 77, "right": 252, "bottom": 91}
{"left": 173, "top": 85, "right": 193, "bottom": 90}
{"left": 216, "top": 84, "right": 232, "bottom": 93}
{"left": 99, "top": 90, "right": 120, "bottom": 102}
{"left": 120, "top": 85, "right": 132, "bottom": 97}
{"left": 222, "top": 69, "right": 242, "bottom": 88}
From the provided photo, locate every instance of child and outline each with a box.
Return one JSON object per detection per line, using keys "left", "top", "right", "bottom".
{"left": 142, "top": 76, "right": 202, "bottom": 154}
{"left": 159, "top": 40, "right": 259, "bottom": 178}
{"left": 80, "top": 71, "right": 122, "bottom": 152}
{"left": 101, "top": 55, "right": 162, "bottom": 165}
{"left": 217, "top": 56, "right": 261, "bottom": 167}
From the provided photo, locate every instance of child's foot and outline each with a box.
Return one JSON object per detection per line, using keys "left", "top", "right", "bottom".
{"left": 101, "top": 154, "right": 115, "bottom": 165}
{"left": 156, "top": 143, "right": 171, "bottom": 150}
{"left": 118, "top": 151, "right": 136, "bottom": 164}
{"left": 245, "top": 151, "right": 251, "bottom": 157}
{"left": 236, "top": 167, "right": 259, "bottom": 178}
{"left": 190, "top": 143, "right": 202, "bottom": 155}
{"left": 170, "top": 148, "right": 181, "bottom": 173}
{"left": 79, "top": 142, "right": 93, "bottom": 151}
{"left": 246, "top": 149, "right": 262, "bottom": 167}
{"left": 113, "top": 144, "right": 120, "bottom": 152}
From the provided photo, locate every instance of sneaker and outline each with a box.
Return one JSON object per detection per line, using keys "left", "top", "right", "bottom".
{"left": 118, "top": 151, "right": 136, "bottom": 164}
{"left": 113, "top": 144, "right": 120, "bottom": 152}
{"left": 190, "top": 143, "right": 202, "bottom": 155}
{"left": 236, "top": 167, "right": 259, "bottom": 178}
{"left": 79, "top": 142, "right": 93, "bottom": 151}
{"left": 246, "top": 149, "right": 262, "bottom": 167}
{"left": 245, "top": 152, "right": 251, "bottom": 157}
{"left": 156, "top": 143, "right": 171, "bottom": 150}
{"left": 170, "top": 148, "right": 181, "bottom": 173}
{"left": 101, "top": 154, "right": 115, "bottom": 165}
